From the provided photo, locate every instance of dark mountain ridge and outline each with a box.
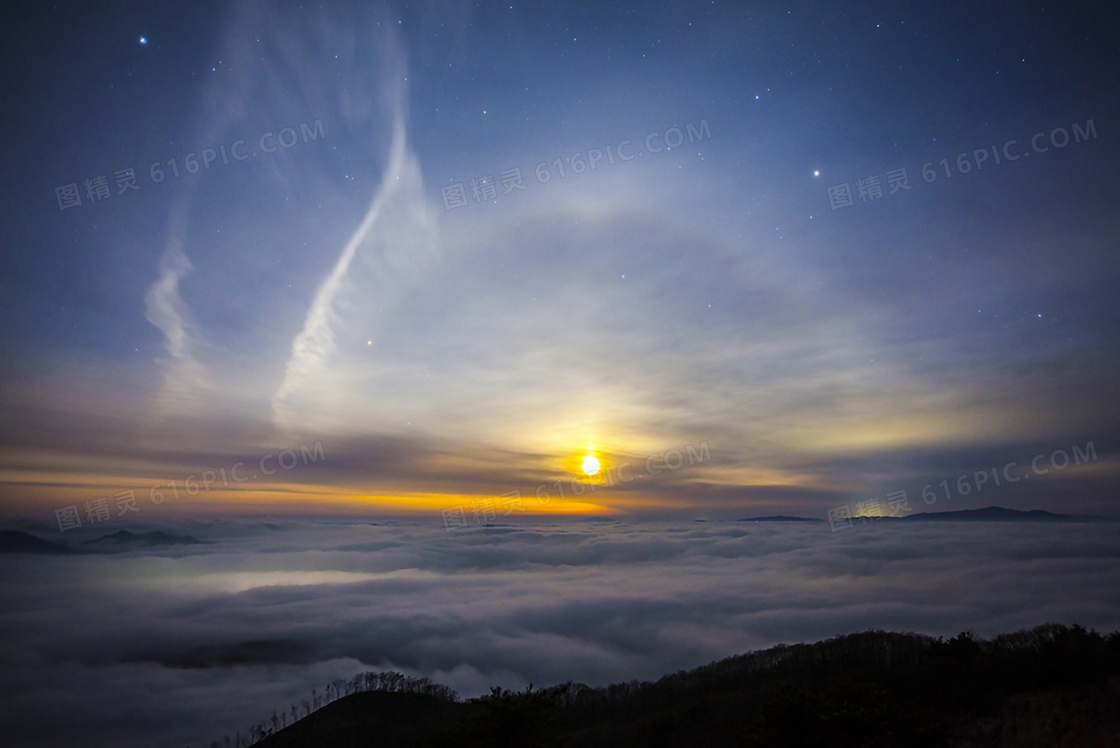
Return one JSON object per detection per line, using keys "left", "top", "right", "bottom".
{"left": 745, "top": 506, "right": 1116, "bottom": 524}
{"left": 0, "top": 529, "right": 79, "bottom": 555}
{"left": 0, "top": 528, "right": 205, "bottom": 555}
{"left": 223, "top": 623, "right": 1120, "bottom": 748}
{"left": 896, "top": 505, "right": 1112, "bottom": 522}
{"left": 738, "top": 515, "right": 823, "bottom": 522}
{"left": 83, "top": 529, "right": 204, "bottom": 546}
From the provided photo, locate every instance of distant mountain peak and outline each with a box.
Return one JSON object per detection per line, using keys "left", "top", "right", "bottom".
{"left": 0, "top": 530, "right": 78, "bottom": 555}
{"left": 85, "top": 529, "right": 204, "bottom": 545}
{"left": 737, "top": 515, "right": 822, "bottom": 522}
{"left": 898, "top": 506, "right": 1113, "bottom": 523}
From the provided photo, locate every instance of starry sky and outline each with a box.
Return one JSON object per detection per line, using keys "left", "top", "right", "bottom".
{"left": 2, "top": 0, "right": 1119, "bottom": 524}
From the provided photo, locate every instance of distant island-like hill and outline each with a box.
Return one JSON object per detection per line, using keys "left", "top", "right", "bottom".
{"left": 83, "top": 529, "right": 204, "bottom": 547}
{"left": 0, "top": 528, "right": 205, "bottom": 555}
{"left": 893, "top": 506, "right": 1113, "bottom": 523}
{"left": 0, "top": 529, "right": 80, "bottom": 555}
{"left": 740, "top": 506, "right": 1115, "bottom": 524}
{"left": 737, "top": 515, "right": 824, "bottom": 522}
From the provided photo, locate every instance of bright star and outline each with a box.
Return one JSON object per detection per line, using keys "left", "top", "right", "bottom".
{"left": 138, "top": 36, "right": 147, "bottom": 45}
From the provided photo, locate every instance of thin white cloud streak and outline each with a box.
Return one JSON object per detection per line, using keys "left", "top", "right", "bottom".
{"left": 143, "top": 235, "right": 213, "bottom": 417}
{"left": 271, "top": 115, "right": 415, "bottom": 433}
{"left": 268, "top": 20, "right": 442, "bottom": 436}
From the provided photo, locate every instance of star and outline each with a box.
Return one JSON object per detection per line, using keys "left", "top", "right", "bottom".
{"left": 138, "top": 36, "right": 147, "bottom": 45}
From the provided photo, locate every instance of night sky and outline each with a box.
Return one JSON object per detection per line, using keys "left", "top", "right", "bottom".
{"left": 1, "top": 1, "right": 1119, "bottom": 745}
{"left": 2, "top": 0, "right": 1119, "bottom": 521}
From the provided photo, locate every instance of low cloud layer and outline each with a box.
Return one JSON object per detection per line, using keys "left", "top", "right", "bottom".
{"left": 2, "top": 518, "right": 1118, "bottom": 746}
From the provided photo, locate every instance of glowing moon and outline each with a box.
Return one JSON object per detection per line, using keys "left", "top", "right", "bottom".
{"left": 581, "top": 456, "right": 600, "bottom": 475}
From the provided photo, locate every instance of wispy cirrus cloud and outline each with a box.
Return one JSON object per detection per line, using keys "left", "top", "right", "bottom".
{"left": 143, "top": 238, "right": 214, "bottom": 417}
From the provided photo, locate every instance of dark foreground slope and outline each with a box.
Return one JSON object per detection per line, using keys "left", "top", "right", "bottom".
{"left": 253, "top": 691, "right": 471, "bottom": 748}
{"left": 246, "top": 624, "right": 1120, "bottom": 748}
{"left": 0, "top": 529, "right": 80, "bottom": 554}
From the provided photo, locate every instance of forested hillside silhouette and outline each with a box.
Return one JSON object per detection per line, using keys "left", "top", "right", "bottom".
{"left": 209, "top": 623, "right": 1120, "bottom": 747}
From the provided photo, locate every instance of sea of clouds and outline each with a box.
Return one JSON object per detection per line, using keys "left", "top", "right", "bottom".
{"left": 2, "top": 516, "right": 1118, "bottom": 747}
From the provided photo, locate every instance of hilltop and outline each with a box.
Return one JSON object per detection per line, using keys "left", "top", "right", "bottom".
{"left": 215, "top": 623, "right": 1120, "bottom": 747}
